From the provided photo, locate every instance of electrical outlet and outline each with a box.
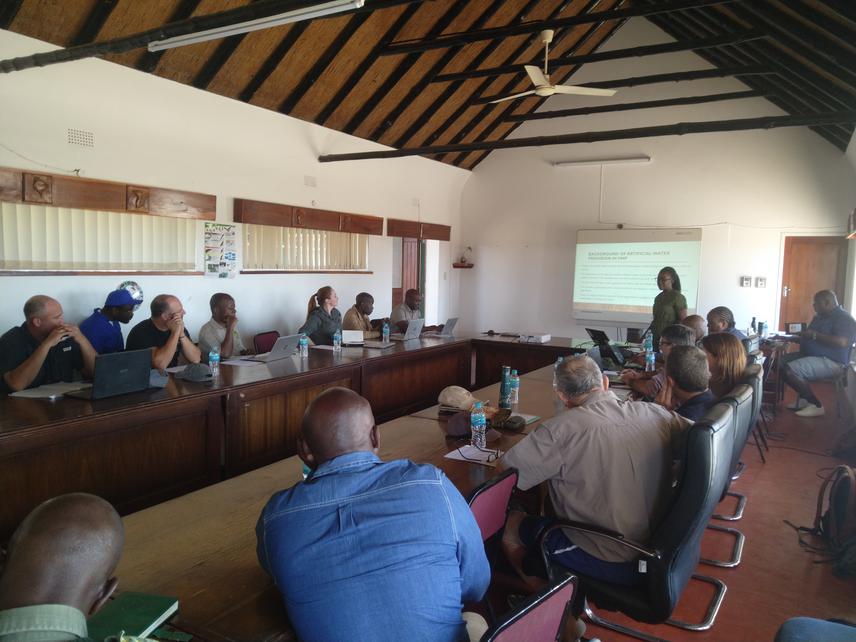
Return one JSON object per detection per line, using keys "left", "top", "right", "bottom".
{"left": 740, "top": 276, "right": 752, "bottom": 288}
{"left": 755, "top": 277, "right": 766, "bottom": 288}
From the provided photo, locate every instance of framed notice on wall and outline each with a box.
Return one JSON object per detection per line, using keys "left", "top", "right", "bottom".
{"left": 204, "top": 222, "right": 237, "bottom": 278}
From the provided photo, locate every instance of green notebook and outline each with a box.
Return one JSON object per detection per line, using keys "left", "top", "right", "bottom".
{"left": 87, "top": 592, "right": 178, "bottom": 641}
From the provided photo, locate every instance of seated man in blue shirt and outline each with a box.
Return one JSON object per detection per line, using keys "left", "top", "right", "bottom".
{"left": 783, "top": 290, "right": 856, "bottom": 418}
{"left": 80, "top": 288, "right": 139, "bottom": 354}
{"left": 256, "top": 387, "right": 490, "bottom": 642}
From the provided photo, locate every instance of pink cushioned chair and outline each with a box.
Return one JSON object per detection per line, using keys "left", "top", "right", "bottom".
{"left": 481, "top": 575, "right": 577, "bottom": 642}
{"left": 253, "top": 330, "right": 280, "bottom": 354}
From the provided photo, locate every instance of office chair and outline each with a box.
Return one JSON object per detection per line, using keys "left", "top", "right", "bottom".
{"left": 480, "top": 575, "right": 577, "bottom": 642}
{"left": 253, "top": 330, "right": 280, "bottom": 354}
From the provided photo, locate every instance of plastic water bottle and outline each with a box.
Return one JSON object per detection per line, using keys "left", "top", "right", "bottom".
{"left": 470, "top": 402, "right": 487, "bottom": 449}
{"left": 299, "top": 334, "right": 309, "bottom": 358}
{"left": 208, "top": 346, "right": 220, "bottom": 377}
{"left": 333, "top": 329, "right": 342, "bottom": 353}
{"left": 553, "top": 356, "right": 564, "bottom": 391}
{"left": 382, "top": 321, "right": 390, "bottom": 343}
{"left": 644, "top": 333, "right": 655, "bottom": 373}
{"left": 499, "top": 365, "right": 512, "bottom": 409}
{"left": 510, "top": 369, "right": 520, "bottom": 405}
{"left": 302, "top": 462, "right": 311, "bottom": 480}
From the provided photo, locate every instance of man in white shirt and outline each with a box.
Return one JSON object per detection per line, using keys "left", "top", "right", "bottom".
{"left": 389, "top": 289, "right": 441, "bottom": 334}
{"left": 198, "top": 293, "right": 250, "bottom": 361}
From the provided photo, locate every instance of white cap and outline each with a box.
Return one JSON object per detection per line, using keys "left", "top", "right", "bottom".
{"left": 438, "top": 385, "right": 478, "bottom": 410}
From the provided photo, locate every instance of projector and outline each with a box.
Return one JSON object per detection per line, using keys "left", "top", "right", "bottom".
{"left": 519, "top": 332, "right": 551, "bottom": 343}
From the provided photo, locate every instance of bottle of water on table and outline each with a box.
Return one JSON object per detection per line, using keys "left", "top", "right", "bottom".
{"left": 510, "top": 369, "right": 520, "bottom": 405}
{"left": 382, "top": 321, "right": 390, "bottom": 343}
{"left": 333, "top": 329, "right": 342, "bottom": 353}
{"left": 208, "top": 346, "right": 220, "bottom": 377}
{"left": 644, "top": 333, "right": 655, "bottom": 373}
{"left": 499, "top": 365, "right": 512, "bottom": 409}
{"left": 299, "top": 334, "right": 309, "bottom": 358}
{"left": 470, "top": 402, "right": 486, "bottom": 449}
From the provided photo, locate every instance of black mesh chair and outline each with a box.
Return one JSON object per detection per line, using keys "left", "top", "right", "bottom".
{"left": 741, "top": 364, "right": 768, "bottom": 461}
{"left": 540, "top": 402, "right": 735, "bottom": 641}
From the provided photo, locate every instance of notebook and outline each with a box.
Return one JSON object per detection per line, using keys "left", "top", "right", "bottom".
{"left": 64, "top": 349, "right": 152, "bottom": 400}
{"left": 390, "top": 318, "right": 424, "bottom": 341}
{"left": 423, "top": 317, "right": 458, "bottom": 338}
{"left": 87, "top": 592, "right": 178, "bottom": 640}
{"left": 341, "top": 329, "right": 365, "bottom": 346}
{"left": 246, "top": 334, "right": 301, "bottom": 362}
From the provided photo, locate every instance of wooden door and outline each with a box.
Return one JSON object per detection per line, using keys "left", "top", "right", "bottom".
{"left": 779, "top": 236, "right": 848, "bottom": 330}
{"left": 392, "top": 237, "right": 419, "bottom": 307}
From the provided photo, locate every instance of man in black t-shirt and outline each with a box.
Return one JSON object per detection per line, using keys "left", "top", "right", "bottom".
{"left": 126, "top": 294, "right": 201, "bottom": 369}
{"left": 659, "top": 345, "right": 718, "bottom": 422}
{"left": 0, "top": 295, "right": 97, "bottom": 395}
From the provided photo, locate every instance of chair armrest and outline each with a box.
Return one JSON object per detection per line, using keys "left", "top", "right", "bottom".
{"left": 541, "top": 521, "right": 661, "bottom": 559}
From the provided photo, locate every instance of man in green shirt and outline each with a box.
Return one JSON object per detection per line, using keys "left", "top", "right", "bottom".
{"left": 0, "top": 493, "right": 124, "bottom": 641}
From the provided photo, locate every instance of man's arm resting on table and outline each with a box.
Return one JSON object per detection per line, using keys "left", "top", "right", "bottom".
{"left": 151, "top": 332, "right": 181, "bottom": 370}
{"left": 180, "top": 333, "right": 201, "bottom": 364}
{"left": 1, "top": 326, "right": 68, "bottom": 392}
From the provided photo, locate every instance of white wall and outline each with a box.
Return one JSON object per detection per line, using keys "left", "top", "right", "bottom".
{"left": 0, "top": 29, "right": 468, "bottom": 341}
{"left": 458, "top": 18, "right": 856, "bottom": 338}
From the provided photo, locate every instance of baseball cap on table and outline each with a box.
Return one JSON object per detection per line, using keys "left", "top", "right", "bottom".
{"left": 438, "top": 385, "right": 479, "bottom": 410}
{"left": 104, "top": 288, "right": 136, "bottom": 307}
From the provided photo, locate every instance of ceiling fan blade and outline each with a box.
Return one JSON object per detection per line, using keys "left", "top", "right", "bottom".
{"left": 552, "top": 84, "right": 617, "bottom": 97}
{"left": 487, "top": 90, "right": 537, "bottom": 104}
{"left": 524, "top": 65, "right": 548, "bottom": 88}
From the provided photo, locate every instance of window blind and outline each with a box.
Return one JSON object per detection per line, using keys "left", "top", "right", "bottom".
{"left": 243, "top": 223, "right": 368, "bottom": 271}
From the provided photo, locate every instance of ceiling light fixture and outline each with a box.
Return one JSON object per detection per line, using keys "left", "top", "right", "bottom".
{"left": 147, "top": 0, "right": 364, "bottom": 52}
{"left": 551, "top": 155, "right": 651, "bottom": 167}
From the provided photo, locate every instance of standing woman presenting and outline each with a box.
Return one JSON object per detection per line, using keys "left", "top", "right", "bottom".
{"left": 651, "top": 267, "right": 687, "bottom": 349}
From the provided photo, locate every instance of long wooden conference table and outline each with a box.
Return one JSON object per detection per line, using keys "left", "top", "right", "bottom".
{"left": 117, "top": 368, "right": 561, "bottom": 642}
{"left": 0, "top": 335, "right": 582, "bottom": 539}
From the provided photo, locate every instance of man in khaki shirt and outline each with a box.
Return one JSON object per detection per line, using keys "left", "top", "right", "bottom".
{"left": 500, "top": 355, "right": 689, "bottom": 590}
{"left": 342, "top": 292, "right": 382, "bottom": 339}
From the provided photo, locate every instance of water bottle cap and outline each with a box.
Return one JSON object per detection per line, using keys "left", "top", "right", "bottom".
{"left": 472, "top": 401, "right": 482, "bottom": 409}
{"left": 511, "top": 369, "right": 517, "bottom": 375}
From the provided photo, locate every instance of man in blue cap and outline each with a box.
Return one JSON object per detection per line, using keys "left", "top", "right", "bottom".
{"left": 80, "top": 288, "right": 139, "bottom": 354}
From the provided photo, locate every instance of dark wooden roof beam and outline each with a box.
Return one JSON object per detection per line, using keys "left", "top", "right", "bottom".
{"left": 381, "top": 0, "right": 737, "bottom": 56}
{"left": 192, "top": 34, "right": 248, "bottom": 89}
{"left": 135, "top": 0, "right": 203, "bottom": 73}
{"left": 239, "top": 22, "right": 310, "bottom": 102}
{"left": 816, "top": 0, "right": 856, "bottom": 25}
{"left": 474, "top": 66, "right": 774, "bottom": 104}
{"left": 318, "top": 112, "right": 856, "bottom": 162}
{"left": 0, "top": 0, "right": 23, "bottom": 30}
{"left": 503, "top": 90, "right": 766, "bottom": 122}
{"left": 70, "top": 0, "right": 119, "bottom": 47}
{"left": 432, "top": 29, "right": 765, "bottom": 84}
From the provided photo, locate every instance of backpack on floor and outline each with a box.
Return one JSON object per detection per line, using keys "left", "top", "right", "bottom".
{"left": 786, "top": 465, "right": 856, "bottom": 577}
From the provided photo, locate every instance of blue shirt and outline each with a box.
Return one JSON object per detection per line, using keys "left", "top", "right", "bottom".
{"left": 804, "top": 306, "right": 856, "bottom": 365}
{"left": 726, "top": 327, "right": 747, "bottom": 341}
{"left": 80, "top": 309, "right": 124, "bottom": 354}
{"left": 256, "top": 452, "right": 490, "bottom": 642}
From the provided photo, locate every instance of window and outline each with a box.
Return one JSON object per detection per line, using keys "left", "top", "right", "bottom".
{"left": 243, "top": 223, "right": 368, "bottom": 271}
{"left": 0, "top": 202, "right": 198, "bottom": 271}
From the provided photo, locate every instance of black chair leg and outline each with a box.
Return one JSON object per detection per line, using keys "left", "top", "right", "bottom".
{"left": 752, "top": 430, "right": 767, "bottom": 463}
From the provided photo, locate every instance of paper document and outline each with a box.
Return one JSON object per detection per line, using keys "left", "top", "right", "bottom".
{"left": 444, "top": 445, "right": 503, "bottom": 468}
{"left": 10, "top": 382, "right": 91, "bottom": 399}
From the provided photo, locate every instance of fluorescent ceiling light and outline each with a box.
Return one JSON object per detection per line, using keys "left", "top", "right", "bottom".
{"left": 147, "top": 0, "right": 364, "bottom": 52}
{"left": 551, "top": 155, "right": 651, "bottom": 167}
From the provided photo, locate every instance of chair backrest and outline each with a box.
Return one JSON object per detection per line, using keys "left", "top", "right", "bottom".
{"left": 468, "top": 468, "right": 518, "bottom": 541}
{"left": 647, "top": 401, "right": 735, "bottom": 620}
{"left": 741, "top": 335, "right": 760, "bottom": 354}
{"left": 721, "top": 384, "right": 754, "bottom": 477}
{"left": 482, "top": 575, "right": 577, "bottom": 642}
{"left": 253, "top": 330, "right": 280, "bottom": 354}
{"left": 740, "top": 364, "right": 763, "bottom": 431}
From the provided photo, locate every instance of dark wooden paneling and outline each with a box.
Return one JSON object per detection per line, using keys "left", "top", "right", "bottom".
{"left": 147, "top": 187, "right": 216, "bottom": 220}
{"left": 0, "top": 168, "right": 22, "bottom": 202}
{"left": 233, "top": 197, "right": 294, "bottom": 226}
{"left": 342, "top": 213, "right": 383, "bottom": 235}
{"left": 0, "top": 395, "right": 222, "bottom": 539}
{"left": 293, "top": 206, "right": 342, "bottom": 231}
{"left": 225, "top": 367, "right": 361, "bottom": 476}
{"left": 472, "top": 337, "right": 584, "bottom": 389}
{"left": 362, "top": 343, "right": 470, "bottom": 422}
{"left": 51, "top": 173, "right": 126, "bottom": 210}
{"left": 420, "top": 222, "right": 451, "bottom": 241}
{"left": 387, "top": 218, "right": 421, "bottom": 238}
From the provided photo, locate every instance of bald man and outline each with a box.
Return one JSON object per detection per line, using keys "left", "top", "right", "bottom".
{"left": 681, "top": 314, "right": 707, "bottom": 344}
{"left": 256, "top": 388, "right": 490, "bottom": 642}
{"left": 782, "top": 290, "right": 856, "bottom": 418}
{"left": 126, "top": 294, "right": 200, "bottom": 370}
{"left": 0, "top": 296, "right": 97, "bottom": 395}
{"left": 0, "top": 493, "right": 124, "bottom": 641}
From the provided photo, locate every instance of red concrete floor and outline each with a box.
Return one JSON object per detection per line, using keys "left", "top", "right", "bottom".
{"left": 583, "top": 383, "right": 856, "bottom": 642}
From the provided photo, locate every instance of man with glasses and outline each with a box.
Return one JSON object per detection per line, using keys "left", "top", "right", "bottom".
{"left": 499, "top": 356, "right": 689, "bottom": 592}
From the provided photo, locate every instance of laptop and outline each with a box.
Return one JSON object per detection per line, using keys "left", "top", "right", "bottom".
{"left": 585, "top": 327, "right": 626, "bottom": 367}
{"left": 423, "top": 317, "right": 458, "bottom": 338}
{"left": 341, "top": 330, "right": 365, "bottom": 346}
{"left": 65, "top": 349, "right": 152, "bottom": 400}
{"left": 246, "top": 334, "right": 301, "bottom": 362}
{"left": 390, "top": 318, "right": 424, "bottom": 341}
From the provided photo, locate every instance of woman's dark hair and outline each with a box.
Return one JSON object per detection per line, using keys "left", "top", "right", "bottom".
{"left": 701, "top": 332, "right": 747, "bottom": 397}
{"left": 658, "top": 266, "right": 682, "bottom": 292}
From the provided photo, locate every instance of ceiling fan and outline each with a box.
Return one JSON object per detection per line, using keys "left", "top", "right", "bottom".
{"left": 488, "top": 29, "right": 617, "bottom": 104}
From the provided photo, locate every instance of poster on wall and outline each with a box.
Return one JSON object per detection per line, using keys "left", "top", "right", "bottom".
{"left": 204, "top": 222, "right": 237, "bottom": 278}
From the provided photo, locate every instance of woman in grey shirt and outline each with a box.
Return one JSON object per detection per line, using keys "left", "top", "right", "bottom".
{"left": 299, "top": 286, "right": 342, "bottom": 346}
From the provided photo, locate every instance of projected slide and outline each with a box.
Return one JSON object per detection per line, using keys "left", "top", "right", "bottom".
{"left": 573, "top": 229, "right": 701, "bottom": 324}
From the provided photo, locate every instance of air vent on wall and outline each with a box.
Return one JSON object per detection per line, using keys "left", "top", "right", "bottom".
{"left": 67, "top": 128, "right": 94, "bottom": 147}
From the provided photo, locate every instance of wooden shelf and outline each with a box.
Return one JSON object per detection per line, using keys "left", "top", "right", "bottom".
{"left": 452, "top": 262, "right": 474, "bottom": 269}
